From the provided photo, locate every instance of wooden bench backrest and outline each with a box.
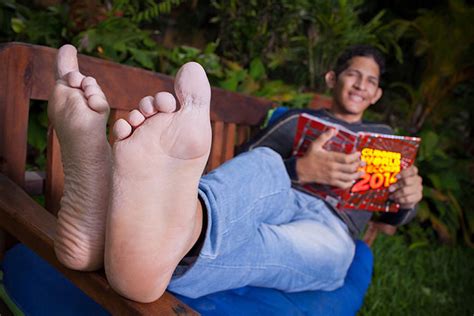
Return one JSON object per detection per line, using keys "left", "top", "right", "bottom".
{"left": 0, "top": 42, "right": 273, "bottom": 214}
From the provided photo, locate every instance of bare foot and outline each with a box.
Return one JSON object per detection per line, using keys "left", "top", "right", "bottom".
{"left": 48, "top": 45, "right": 111, "bottom": 271}
{"left": 105, "top": 62, "right": 211, "bottom": 303}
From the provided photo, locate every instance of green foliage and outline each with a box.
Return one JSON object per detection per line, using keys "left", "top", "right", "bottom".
{"left": 114, "top": 0, "right": 185, "bottom": 23}
{"left": 27, "top": 101, "right": 49, "bottom": 171}
{"left": 74, "top": 0, "right": 186, "bottom": 69}
{"left": 211, "top": 0, "right": 403, "bottom": 90}
{"left": 76, "top": 16, "right": 160, "bottom": 69}
{"left": 157, "top": 43, "right": 312, "bottom": 107}
{"left": 416, "top": 128, "right": 473, "bottom": 246}
{"left": 0, "top": 0, "right": 70, "bottom": 46}
{"left": 360, "top": 234, "right": 474, "bottom": 315}
{"left": 392, "top": 0, "right": 474, "bottom": 131}
{"left": 380, "top": 1, "right": 474, "bottom": 246}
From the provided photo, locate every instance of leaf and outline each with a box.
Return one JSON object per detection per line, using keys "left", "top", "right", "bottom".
{"left": 417, "top": 201, "right": 431, "bottom": 221}
{"left": 129, "top": 48, "right": 155, "bottom": 70}
{"left": 11, "top": 17, "right": 25, "bottom": 33}
{"left": 409, "top": 241, "right": 429, "bottom": 250}
{"left": 249, "top": 58, "right": 266, "bottom": 80}
{"left": 429, "top": 214, "right": 453, "bottom": 243}
{"left": 426, "top": 174, "right": 443, "bottom": 191}
{"left": 420, "top": 130, "right": 439, "bottom": 160}
{"left": 28, "top": 115, "right": 47, "bottom": 152}
{"left": 219, "top": 69, "right": 246, "bottom": 91}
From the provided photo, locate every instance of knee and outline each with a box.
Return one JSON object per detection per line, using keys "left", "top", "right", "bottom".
{"left": 301, "top": 237, "right": 355, "bottom": 286}
{"left": 325, "top": 238, "right": 356, "bottom": 284}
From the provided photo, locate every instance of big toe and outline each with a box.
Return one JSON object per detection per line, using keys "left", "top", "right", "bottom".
{"left": 174, "top": 62, "right": 210, "bottom": 108}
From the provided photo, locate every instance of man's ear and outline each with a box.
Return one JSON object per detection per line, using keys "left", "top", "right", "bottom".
{"left": 325, "top": 71, "right": 336, "bottom": 89}
{"left": 371, "top": 87, "right": 383, "bottom": 104}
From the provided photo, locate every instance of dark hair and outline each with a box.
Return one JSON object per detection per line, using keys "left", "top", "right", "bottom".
{"left": 333, "top": 44, "right": 386, "bottom": 78}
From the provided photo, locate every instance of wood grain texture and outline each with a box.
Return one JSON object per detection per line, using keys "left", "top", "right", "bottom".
{"left": 0, "top": 43, "right": 32, "bottom": 187}
{"left": 223, "top": 123, "right": 237, "bottom": 163}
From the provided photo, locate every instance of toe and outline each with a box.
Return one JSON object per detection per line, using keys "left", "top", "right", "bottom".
{"left": 56, "top": 44, "right": 82, "bottom": 82}
{"left": 82, "top": 76, "right": 109, "bottom": 113}
{"left": 82, "top": 76, "right": 99, "bottom": 89}
{"left": 88, "top": 95, "right": 109, "bottom": 113}
{"left": 83, "top": 84, "right": 105, "bottom": 99}
{"left": 154, "top": 92, "right": 177, "bottom": 113}
{"left": 128, "top": 110, "right": 145, "bottom": 127}
{"left": 174, "top": 62, "right": 210, "bottom": 109}
{"left": 64, "top": 71, "right": 86, "bottom": 88}
{"left": 138, "top": 96, "right": 156, "bottom": 117}
{"left": 113, "top": 119, "right": 133, "bottom": 141}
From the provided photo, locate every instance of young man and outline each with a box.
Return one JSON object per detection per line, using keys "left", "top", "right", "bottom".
{"left": 241, "top": 45, "right": 423, "bottom": 238}
{"left": 49, "top": 44, "right": 422, "bottom": 303}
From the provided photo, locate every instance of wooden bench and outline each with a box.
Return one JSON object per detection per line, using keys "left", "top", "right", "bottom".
{"left": 0, "top": 42, "right": 393, "bottom": 315}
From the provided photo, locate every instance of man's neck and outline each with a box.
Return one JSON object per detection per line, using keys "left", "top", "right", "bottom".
{"left": 326, "top": 108, "right": 363, "bottom": 124}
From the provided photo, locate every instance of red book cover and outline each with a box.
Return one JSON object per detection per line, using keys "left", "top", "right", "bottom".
{"left": 292, "top": 113, "right": 421, "bottom": 212}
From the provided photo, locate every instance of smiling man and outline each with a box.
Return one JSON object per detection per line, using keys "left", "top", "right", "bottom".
{"left": 245, "top": 44, "right": 423, "bottom": 240}
{"left": 327, "top": 54, "right": 382, "bottom": 122}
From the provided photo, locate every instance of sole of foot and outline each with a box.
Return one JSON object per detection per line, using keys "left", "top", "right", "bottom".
{"left": 105, "top": 62, "right": 211, "bottom": 303}
{"left": 49, "top": 45, "right": 111, "bottom": 271}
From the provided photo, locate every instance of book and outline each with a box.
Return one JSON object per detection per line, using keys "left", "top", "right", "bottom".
{"left": 292, "top": 113, "right": 421, "bottom": 212}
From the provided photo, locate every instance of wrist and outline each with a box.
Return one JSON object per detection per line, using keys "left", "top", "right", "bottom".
{"left": 295, "top": 157, "right": 311, "bottom": 183}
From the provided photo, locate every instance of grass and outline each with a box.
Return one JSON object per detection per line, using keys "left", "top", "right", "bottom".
{"left": 360, "top": 233, "right": 474, "bottom": 316}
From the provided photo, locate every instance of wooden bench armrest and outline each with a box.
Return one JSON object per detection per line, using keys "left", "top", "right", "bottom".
{"left": 0, "top": 173, "right": 197, "bottom": 315}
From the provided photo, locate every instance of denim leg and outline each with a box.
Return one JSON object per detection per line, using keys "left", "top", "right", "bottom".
{"left": 168, "top": 147, "right": 355, "bottom": 298}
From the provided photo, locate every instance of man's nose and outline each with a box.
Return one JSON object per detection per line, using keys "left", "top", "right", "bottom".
{"left": 353, "top": 77, "right": 366, "bottom": 90}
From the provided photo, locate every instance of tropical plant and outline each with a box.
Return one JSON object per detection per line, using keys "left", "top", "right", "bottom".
{"left": 392, "top": 0, "right": 474, "bottom": 132}
{"left": 211, "top": 0, "right": 404, "bottom": 91}
{"left": 382, "top": 0, "right": 474, "bottom": 246}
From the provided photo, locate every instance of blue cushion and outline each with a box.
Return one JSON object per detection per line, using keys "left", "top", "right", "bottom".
{"left": 1, "top": 240, "right": 372, "bottom": 315}
{"left": 1, "top": 244, "right": 109, "bottom": 316}
{"left": 176, "top": 240, "right": 373, "bottom": 315}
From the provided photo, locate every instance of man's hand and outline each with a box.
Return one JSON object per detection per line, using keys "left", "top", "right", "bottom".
{"left": 295, "top": 129, "right": 365, "bottom": 189}
{"left": 389, "top": 165, "right": 423, "bottom": 209}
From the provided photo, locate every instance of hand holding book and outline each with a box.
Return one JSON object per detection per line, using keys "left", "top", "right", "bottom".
{"left": 292, "top": 113, "right": 422, "bottom": 212}
{"left": 295, "top": 128, "right": 364, "bottom": 189}
{"left": 388, "top": 165, "right": 423, "bottom": 209}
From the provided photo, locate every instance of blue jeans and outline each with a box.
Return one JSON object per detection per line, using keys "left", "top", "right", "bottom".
{"left": 168, "top": 147, "right": 355, "bottom": 298}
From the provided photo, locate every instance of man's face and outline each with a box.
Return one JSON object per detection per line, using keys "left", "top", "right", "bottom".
{"left": 326, "top": 56, "right": 382, "bottom": 123}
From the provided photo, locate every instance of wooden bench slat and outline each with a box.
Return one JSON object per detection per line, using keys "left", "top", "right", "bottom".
{"left": 0, "top": 44, "right": 32, "bottom": 186}
{"left": 223, "top": 123, "right": 237, "bottom": 163}
{"left": 209, "top": 121, "right": 225, "bottom": 171}
{"left": 236, "top": 125, "right": 250, "bottom": 147}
